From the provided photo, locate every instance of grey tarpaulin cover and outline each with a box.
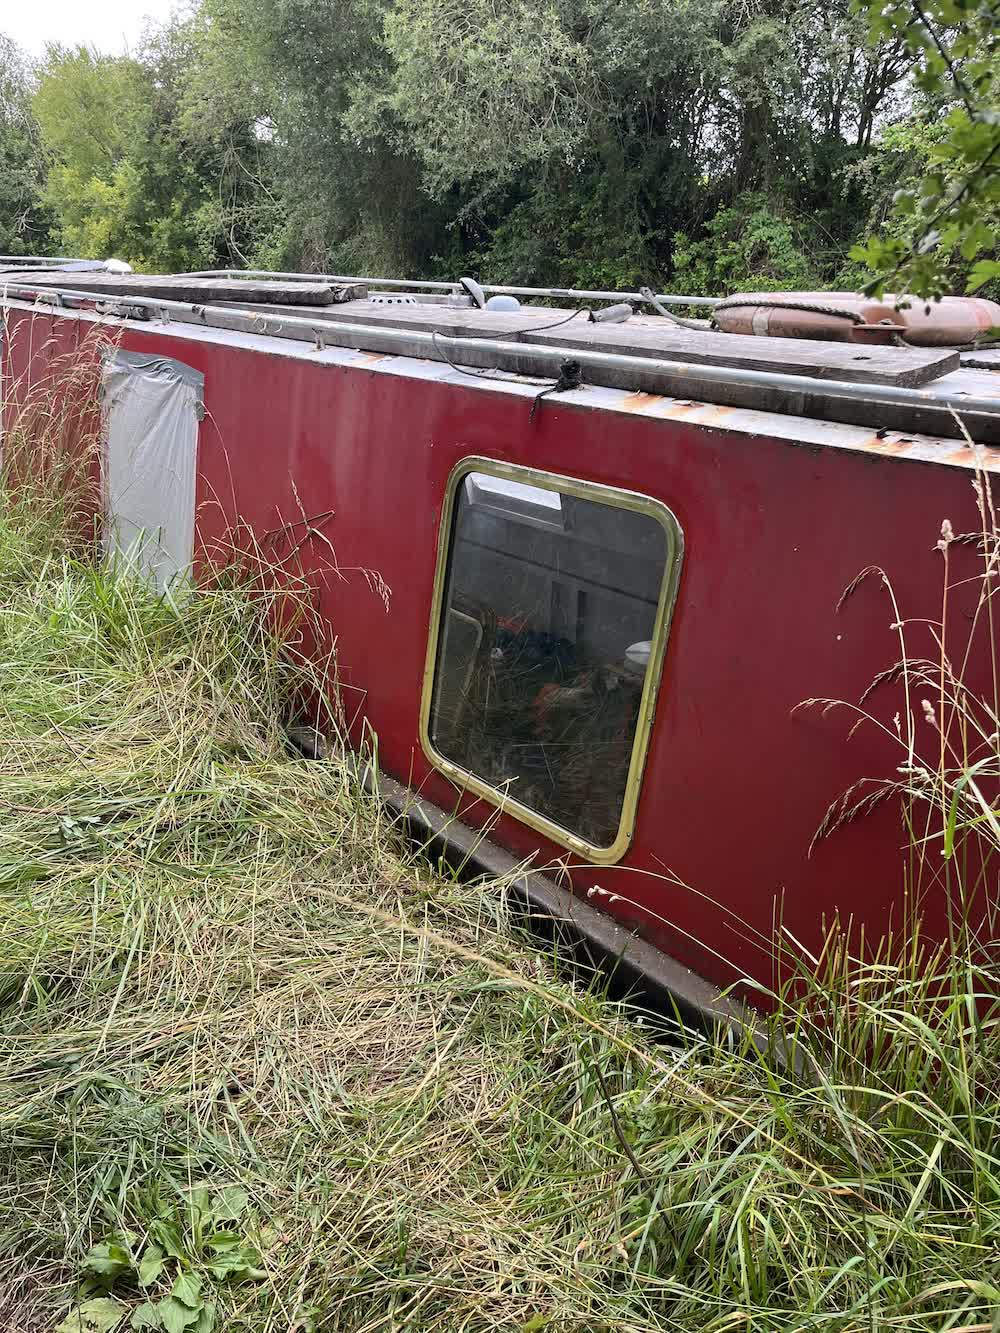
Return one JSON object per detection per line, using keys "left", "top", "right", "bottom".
{"left": 102, "top": 350, "right": 204, "bottom": 590}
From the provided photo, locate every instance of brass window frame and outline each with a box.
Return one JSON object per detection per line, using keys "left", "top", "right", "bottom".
{"left": 419, "top": 457, "right": 684, "bottom": 865}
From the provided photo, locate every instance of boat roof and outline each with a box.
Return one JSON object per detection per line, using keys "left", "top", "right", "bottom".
{"left": 2, "top": 264, "right": 999, "bottom": 453}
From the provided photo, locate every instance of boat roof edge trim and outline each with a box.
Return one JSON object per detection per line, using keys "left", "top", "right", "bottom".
{"left": 2, "top": 284, "right": 997, "bottom": 445}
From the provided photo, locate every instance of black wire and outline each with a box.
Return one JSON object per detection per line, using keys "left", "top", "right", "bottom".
{"left": 430, "top": 315, "right": 585, "bottom": 383}
{"left": 430, "top": 309, "right": 589, "bottom": 411}
{"left": 430, "top": 330, "right": 513, "bottom": 380}
{"left": 513, "top": 307, "right": 589, "bottom": 334}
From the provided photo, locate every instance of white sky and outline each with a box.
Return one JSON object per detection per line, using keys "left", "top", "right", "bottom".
{"left": 3, "top": 0, "right": 184, "bottom": 57}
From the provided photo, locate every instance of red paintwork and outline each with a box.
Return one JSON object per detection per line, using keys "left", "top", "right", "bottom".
{"left": 4, "top": 307, "right": 992, "bottom": 998}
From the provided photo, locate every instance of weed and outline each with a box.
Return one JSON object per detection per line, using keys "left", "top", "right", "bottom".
{"left": 55, "top": 1185, "right": 262, "bottom": 1332}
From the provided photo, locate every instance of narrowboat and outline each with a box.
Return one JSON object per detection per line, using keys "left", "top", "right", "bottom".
{"left": 2, "top": 263, "right": 998, "bottom": 1020}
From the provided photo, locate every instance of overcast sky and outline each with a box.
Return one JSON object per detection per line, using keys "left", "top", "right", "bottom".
{"left": 4, "top": 0, "right": 184, "bottom": 56}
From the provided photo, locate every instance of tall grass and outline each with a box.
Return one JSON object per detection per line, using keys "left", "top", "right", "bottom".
{"left": 0, "top": 339, "right": 997, "bottom": 1332}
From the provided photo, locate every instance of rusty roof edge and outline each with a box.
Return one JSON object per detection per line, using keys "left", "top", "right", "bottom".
{"left": 2, "top": 285, "right": 998, "bottom": 452}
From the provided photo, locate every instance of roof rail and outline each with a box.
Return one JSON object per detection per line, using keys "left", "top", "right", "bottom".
{"left": 0, "top": 255, "right": 87, "bottom": 266}
{"left": 184, "top": 269, "right": 722, "bottom": 310}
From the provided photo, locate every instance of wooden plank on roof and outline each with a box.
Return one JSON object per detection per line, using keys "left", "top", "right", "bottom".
{"left": 10, "top": 272, "right": 366, "bottom": 307}
{"left": 215, "top": 299, "right": 571, "bottom": 337}
{"left": 212, "top": 298, "right": 957, "bottom": 386}
{"left": 527, "top": 319, "right": 958, "bottom": 388}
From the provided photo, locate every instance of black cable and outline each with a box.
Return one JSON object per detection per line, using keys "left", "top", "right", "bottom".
{"left": 430, "top": 312, "right": 590, "bottom": 418}
{"left": 514, "top": 307, "right": 588, "bottom": 335}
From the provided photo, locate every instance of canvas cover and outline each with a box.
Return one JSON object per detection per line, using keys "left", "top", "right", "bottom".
{"left": 102, "top": 350, "right": 203, "bottom": 590}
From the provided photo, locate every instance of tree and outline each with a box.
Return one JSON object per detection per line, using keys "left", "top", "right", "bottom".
{"left": 33, "top": 31, "right": 276, "bottom": 271}
{"left": 19, "top": 0, "right": 971, "bottom": 294}
{"left": 33, "top": 45, "right": 152, "bottom": 261}
{"left": 187, "top": 0, "right": 456, "bottom": 274}
{"left": 0, "top": 35, "right": 51, "bottom": 256}
{"left": 850, "top": 0, "right": 1000, "bottom": 297}
{"left": 161, "top": 0, "right": 920, "bottom": 287}
{"left": 671, "top": 195, "right": 822, "bottom": 296}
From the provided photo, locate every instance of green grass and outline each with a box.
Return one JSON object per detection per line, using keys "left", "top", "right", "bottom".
{"left": 1, "top": 382, "right": 999, "bottom": 1331}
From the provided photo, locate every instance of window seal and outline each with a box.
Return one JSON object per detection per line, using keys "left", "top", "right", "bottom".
{"left": 419, "top": 457, "right": 684, "bottom": 865}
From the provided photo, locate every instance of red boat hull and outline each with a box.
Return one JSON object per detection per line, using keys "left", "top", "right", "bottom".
{"left": 4, "top": 305, "right": 994, "bottom": 1001}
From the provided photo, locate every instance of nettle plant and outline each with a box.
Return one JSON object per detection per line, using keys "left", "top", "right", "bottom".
{"left": 56, "top": 1186, "right": 265, "bottom": 1333}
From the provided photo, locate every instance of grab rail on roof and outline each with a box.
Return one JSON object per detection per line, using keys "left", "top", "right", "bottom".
{"left": 183, "top": 269, "right": 722, "bottom": 310}
{"left": 0, "top": 255, "right": 86, "bottom": 266}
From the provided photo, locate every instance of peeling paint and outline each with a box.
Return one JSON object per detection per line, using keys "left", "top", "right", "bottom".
{"left": 946, "top": 445, "right": 979, "bottom": 467}
{"left": 620, "top": 392, "right": 664, "bottom": 413}
{"left": 862, "top": 434, "right": 912, "bottom": 455}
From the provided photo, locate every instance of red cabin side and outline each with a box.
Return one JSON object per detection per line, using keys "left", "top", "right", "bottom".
{"left": 3, "top": 304, "right": 993, "bottom": 999}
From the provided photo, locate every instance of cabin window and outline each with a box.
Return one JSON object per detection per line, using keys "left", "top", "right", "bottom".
{"left": 423, "top": 462, "right": 683, "bottom": 861}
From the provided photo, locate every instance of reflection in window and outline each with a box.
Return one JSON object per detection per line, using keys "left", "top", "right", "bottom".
{"left": 466, "top": 473, "right": 563, "bottom": 519}
{"left": 429, "top": 470, "right": 672, "bottom": 850}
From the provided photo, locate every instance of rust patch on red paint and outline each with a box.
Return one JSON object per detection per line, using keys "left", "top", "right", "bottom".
{"left": 945, "top": 445, "right": 980, "bottom": 467}
{"left": 619, "top": 392, "right": 663, "bottom": 413}
{"left": 863, "top": 434, "right": 911, "bottom": 454}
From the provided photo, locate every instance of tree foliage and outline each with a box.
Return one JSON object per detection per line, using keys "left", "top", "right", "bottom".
{"left": 850, "top": 0, "right": 1000, "bottom": 296}
{"left": 0, "top": 36, "right": 50, "bottom": 255}
{"left": 33, "top": 30, "right": 278, "bottom": 272}
{"left": 3, "top": 0, "right": 997, "bottom": 294}
{"left": 671, "top": 197, "right": 822, "bottom": 297}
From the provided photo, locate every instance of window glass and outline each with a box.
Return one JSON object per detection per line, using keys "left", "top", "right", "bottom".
{"left": 467, "top": 473, "right": 562, "bottom": 518}
{"left": 428, "top": 470, "right": 673, "bottom": 851}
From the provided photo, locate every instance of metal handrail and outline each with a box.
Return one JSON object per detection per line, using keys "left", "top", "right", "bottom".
{"left": 0, "top": 255, "right": 84, "bottom": 265}
{"left": 183, "top": 269, "right": 722, "bottom": 309}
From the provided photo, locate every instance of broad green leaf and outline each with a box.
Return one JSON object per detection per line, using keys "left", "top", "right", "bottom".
{"left": 210, "top": 1187, "right": 249, "bottom": 1222}
{"left": 205, "top": 1258, "right": 240, "bottom": 1278}
{"left": 206, "top": 1245, "right": 266, "bottom": 1280}
{"left": 960, "top": 220, "right": 995, "bottom": 260}
{"left": 170, "top": 1272, "right": 203, "bottom": 1309}
{"left": 191, "top": 1304, "right": 216, "bottom": 1333}
{"left": 138, "top": 1245, "right": 165, "bottom": 1287}
{"left": 157, "top": 1298, "right": 201, "bottom": 1333}
{"left": 55, "top": 1297, "right": 126, "bottom": 1333}
{"left": 149, "top": 1221, "right": 186, "bottom": 1263}
{"left": 204, "top": 1255, "right": 248, "bottom": 1278}
{"left": 203, "top": 1232, "right": 240, "bottom": 1251}
{"left": 967, "top": 259, "right": 1000, "bottom": 293}
{"left": 82, "top": 1243, "right": 132, "bottom": 1280}
{"left": 130, "top": 1304, "right": 163, "bottom": 1331}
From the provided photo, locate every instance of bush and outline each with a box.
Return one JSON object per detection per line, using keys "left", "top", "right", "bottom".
{"left": 671, "top": 193, "right": 822, "bottom": 297}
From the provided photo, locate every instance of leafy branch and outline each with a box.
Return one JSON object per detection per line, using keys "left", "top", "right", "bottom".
{"left": 850, "top": 0, "right": 1000, "bottom": 297}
